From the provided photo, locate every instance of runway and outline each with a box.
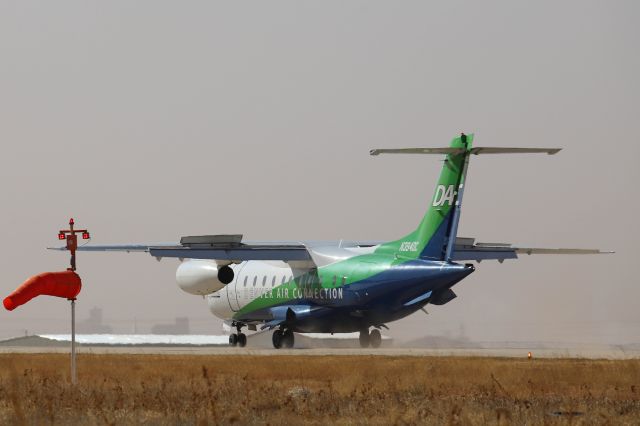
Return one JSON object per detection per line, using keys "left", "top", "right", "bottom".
{"left": 2, "top": 345, "right": 638, "bottom": 359}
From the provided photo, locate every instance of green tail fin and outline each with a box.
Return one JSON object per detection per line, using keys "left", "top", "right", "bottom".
{"left": 375, "top": 133, "right": 473, "bottom": 261}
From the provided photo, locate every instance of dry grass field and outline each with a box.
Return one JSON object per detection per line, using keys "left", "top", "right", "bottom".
{"left": 0, "top": 354, "right": 638, "bottom": 425}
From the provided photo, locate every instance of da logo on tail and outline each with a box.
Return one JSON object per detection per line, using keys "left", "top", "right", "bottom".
{"left": 433, "top": 185, "right": 457, "bottom": 207}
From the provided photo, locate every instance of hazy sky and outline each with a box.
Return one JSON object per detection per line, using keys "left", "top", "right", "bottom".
{"left": 1, "top": 1, "right": 638, "bottom": 344}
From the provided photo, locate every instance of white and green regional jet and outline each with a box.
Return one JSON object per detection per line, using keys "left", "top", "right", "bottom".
{"left": 64, "top": 134, "right": 610, "bottom": 349}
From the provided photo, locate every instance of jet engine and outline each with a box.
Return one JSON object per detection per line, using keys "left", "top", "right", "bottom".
{"left": 175, "top": 260, "right": 234, "bottom": 295}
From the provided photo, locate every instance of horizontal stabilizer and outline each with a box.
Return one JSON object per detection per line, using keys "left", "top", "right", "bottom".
{"left": 370, "top": 147, "right": 561, "bottom": 156}
{"left": 470, "top": 147, "right": 561, "bottom": 155}
{"left": 370, "top": 147, "right": 463, "bottom": 156}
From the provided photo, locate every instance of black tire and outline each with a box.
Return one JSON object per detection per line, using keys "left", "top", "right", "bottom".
{"left": 238, "top": 333, "right": 247, "bottom": 347}
{"left": 359, "top": 330, "right": 370, "bottom": 348}
{"left": 283, "top": 330, "right": 294, "bottom": 348}
{"left": 370, "top": 329, "right": 382, "bottom": 348}
{"left": 229, "top": 333, "right": 238, "bottom": 347}
{"left": 272, "top": 330, "right": 283, "bottom": 349}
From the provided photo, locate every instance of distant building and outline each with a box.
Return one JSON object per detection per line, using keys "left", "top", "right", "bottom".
{"left": 76, "top": 307, "right": 113, "bottom": 334}
{"left": 151, "top": 317, "right": 190, "bottom": 335}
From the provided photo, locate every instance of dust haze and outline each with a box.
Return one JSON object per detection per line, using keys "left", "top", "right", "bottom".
{"left": 1, "top": 1, "right": 638, "bottom": 345}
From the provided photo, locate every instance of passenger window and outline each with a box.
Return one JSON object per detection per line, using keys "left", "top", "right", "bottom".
{"left": 272, "top": 276, "right": 276, "bottom": 287}
{"left": 253, "top": 276, "right": 257, "bottom": 287}
{"left": 244, "top": 276, "right": 248, "bottom": 287}
{"left": 342, "top": 276, "right": 347, "bottom": 285}
{"left": 281, "top": 276, "right": 285, "bottom": 285}
{"left": 332, "top": 275, "right": 336, "bottom": 286}
{"left": 262, "top": 276, "right": 266, "bottom": 287}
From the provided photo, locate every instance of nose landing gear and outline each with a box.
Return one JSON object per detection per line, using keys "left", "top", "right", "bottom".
{"left": 229, "top": 322, "right": 247, "bottom": 347}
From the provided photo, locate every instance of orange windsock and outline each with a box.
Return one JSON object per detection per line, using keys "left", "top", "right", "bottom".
{"left": 3, "top": 271, "right": 82, "bottom": 311}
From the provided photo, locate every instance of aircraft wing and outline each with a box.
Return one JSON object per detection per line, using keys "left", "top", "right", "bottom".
{"left": 50, "top": 235, "right": 610, "bottom": 264}
{"left": 451, "top": 237, "right": 613, "bottom": 262}
{"left": 50, "top": 235, "right": 314, "bottom": 262}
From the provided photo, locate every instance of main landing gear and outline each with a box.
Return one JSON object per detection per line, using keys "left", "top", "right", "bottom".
{"left": 229, "top": 323, "right": 247, "bottom": 348}
{"left": 359, "top": 328, "right": 382, "bottom": 348}
{"left": 272, "top": 328, "right": 294, "bottom": 349}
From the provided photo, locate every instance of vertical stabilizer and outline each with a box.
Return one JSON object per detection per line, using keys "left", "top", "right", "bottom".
{"left": 375, "top": 134, "right": 472, "bottom": 261}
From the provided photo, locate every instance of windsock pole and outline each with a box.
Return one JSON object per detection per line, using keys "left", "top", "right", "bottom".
{"left": 71, "top": 299, "right": 77, "bottom": 384}
{"left": 3, "top": 220, "right": 86, "bottom": 385}
{"left": 58, "top": 218, "right": 90, "bottom": 385}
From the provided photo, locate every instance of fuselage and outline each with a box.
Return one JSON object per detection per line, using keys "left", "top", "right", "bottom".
{"left": 207, "top": 252, "right": 474, "bottom": 333}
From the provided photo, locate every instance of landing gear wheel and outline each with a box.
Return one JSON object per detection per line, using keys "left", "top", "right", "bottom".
{"left": 229, "top": 333, "right": 238, "bottom": 347}
{"left": 283, "top": 329, "right": 294, "bottom": 348}
{"left": 370, "top": 329, "right": 382, "bottom": 348}
{"left": 272, "top": 330, "right": 283, "bottom": 349}
{"left": 237, "top": 333, "right": 247, "bottom": 347}
{"left": 359, "top": 330, "right": 370, "bottom": 348}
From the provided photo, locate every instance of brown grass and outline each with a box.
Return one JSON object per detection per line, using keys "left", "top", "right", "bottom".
{"left": 0, "top": 354, "right": 638, "bottom": 425}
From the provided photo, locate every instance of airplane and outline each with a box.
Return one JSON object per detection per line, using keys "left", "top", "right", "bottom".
{"left": 57, "top": 134, "right": 611, "bottom": 349}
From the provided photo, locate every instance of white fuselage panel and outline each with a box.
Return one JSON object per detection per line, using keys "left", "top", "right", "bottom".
{"left": 206, "top": 261, "right": 294, "bottom": 319}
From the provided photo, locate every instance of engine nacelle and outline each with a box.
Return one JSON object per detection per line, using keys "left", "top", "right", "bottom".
{"left": 175, "top": 260, "right": 234, "bottom": 295}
